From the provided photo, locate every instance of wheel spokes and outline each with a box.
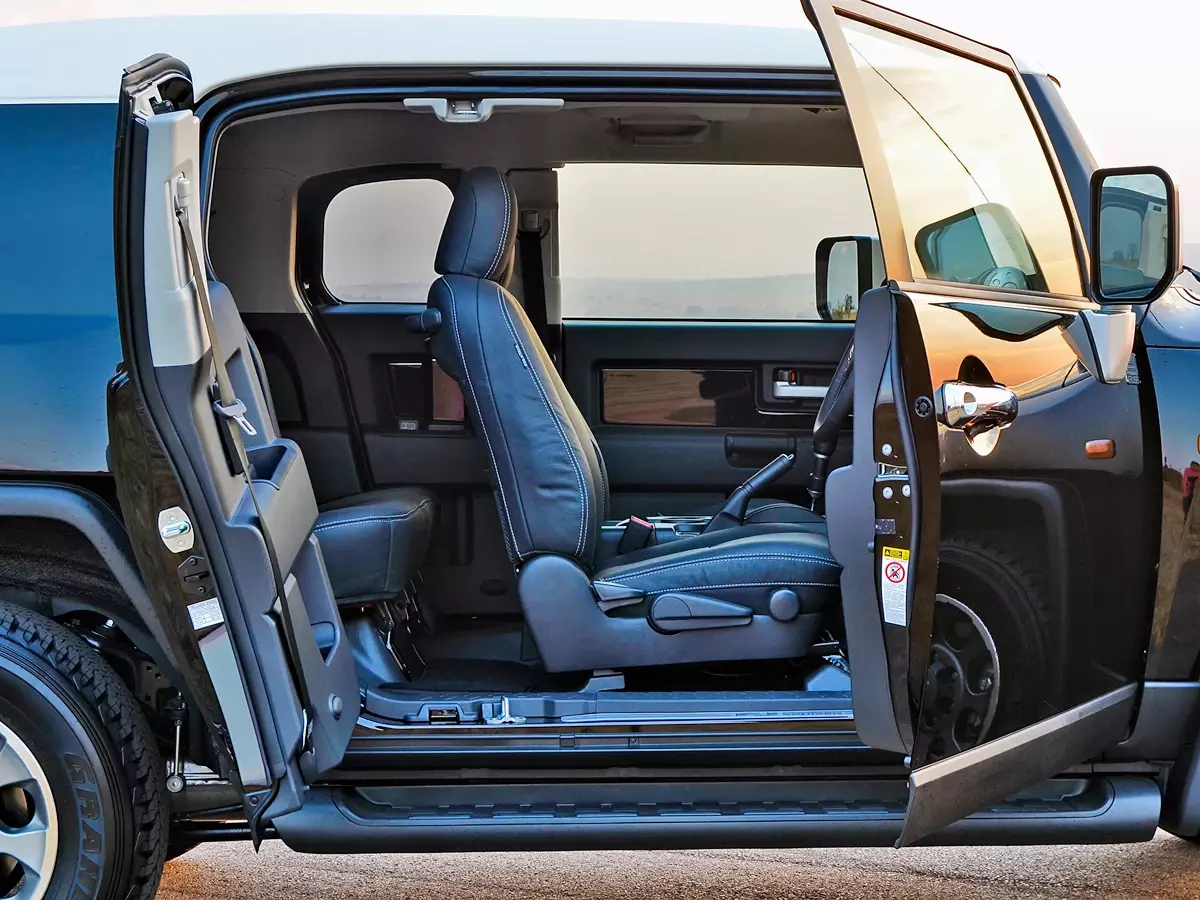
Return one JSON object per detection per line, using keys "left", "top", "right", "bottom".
{"left": 0, "top": 722, "right": 58, "bottom": 900}
{"left": 0, "top": 739, "right": 33, "bottom": 791}
{"left": 2, "top": 821, "right": 50, "bottom": 875}
{"left": 918, "top": 595, "right": 1002, "bottom": 761}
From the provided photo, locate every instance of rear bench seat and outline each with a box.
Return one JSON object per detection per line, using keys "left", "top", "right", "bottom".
{"left": 209, "top": 280, "right": 437, "bottom": 605}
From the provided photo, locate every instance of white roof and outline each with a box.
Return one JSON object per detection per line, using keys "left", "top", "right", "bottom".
{"left": 0, "top": 12, "right": 832, "bottom": 104}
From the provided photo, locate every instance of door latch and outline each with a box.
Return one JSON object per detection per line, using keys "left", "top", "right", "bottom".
{"left": 158, "top": 506, "right": 195, "bottom": 552}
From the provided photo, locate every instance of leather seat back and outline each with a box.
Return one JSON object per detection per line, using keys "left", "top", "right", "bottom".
{"left": 428, "top": 167, "right": 608, "bottom": 567}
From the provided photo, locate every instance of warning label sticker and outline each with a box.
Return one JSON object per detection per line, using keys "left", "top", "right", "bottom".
{"left": 881, "top": 546, "right": 910, "bottom": 626}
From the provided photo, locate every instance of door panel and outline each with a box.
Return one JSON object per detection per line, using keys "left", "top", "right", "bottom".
{"left": 824, "top": 286, "right": 940, "bottom": 756}
{"left": 805, "top": 0, "right": 1153, "bottom": 845}
{"left": 563, "top": 319, "right": 854, "bottom": 512}
{"left": 115, "top": 58, "right": 358, "bottom": 791}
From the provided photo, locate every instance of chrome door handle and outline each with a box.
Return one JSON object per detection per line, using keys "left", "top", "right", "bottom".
{"left": 772, "top": 381, "right": 828, "bottom": 400}
{"left": 935, "top": 381, "right": 1017, "bottom": 455}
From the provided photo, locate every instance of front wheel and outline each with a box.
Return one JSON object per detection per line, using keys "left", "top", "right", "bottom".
{"left": 0, "top": 602, "right": 167, "bottom": 900}
{"left": 930, "top": 536, "right": 1055, "bottom": 746}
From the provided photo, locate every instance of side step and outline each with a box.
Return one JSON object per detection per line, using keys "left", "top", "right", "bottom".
{"left": 272, "top": 775, "right": 1159, "bottom": 852}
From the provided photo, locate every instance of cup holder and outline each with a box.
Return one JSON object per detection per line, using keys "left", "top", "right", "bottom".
{"left": 245, "top": 443, "right": 288, "bottom": 484}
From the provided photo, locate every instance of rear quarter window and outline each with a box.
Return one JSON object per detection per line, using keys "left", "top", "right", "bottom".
{"left": 322, "top": 178, "right": 453, "bottom": 303}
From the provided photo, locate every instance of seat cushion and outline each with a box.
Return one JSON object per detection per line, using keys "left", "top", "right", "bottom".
{"left": 594, "top": 524, "right": 840, "bottom": 617}
{"left": 314, "top": 487, "right": 436, "bottom": 604}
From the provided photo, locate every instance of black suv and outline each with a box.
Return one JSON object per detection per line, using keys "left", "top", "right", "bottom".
{"left": 3, "top": 2, "right": 1200, "bottom": 898}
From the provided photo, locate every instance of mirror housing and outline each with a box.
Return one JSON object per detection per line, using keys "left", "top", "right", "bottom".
{"left": 816, "top": 235, "right": 884, "bottom": 321}
{"left": 1090, "top": 165, "right": 1180, "bottom": 303}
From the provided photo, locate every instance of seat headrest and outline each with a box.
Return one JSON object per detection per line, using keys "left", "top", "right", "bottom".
{"left": 434, "top": 167, "right": 518, "bottom": 286}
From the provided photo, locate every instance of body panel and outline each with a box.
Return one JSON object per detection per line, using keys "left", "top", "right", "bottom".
{"left": 912, "top": 291, "right": 1154, "bottom": 708}
{"left": 0, "top": 102, "right": 122, "bottom": 473}
{"left": 1144, "top": 341, "right": 1200, "bottom": 679}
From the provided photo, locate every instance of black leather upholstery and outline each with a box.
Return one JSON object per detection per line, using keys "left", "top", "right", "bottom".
{"left": 428, "top": 167, "right": 841, "bottom": 671}
{"left": 435, "top": 165, "right": 518, "bottom": 285}
{"left": 244, "top": 319, "right": 437, "bottom": 604}
{"left": 595, "top": 526, "right": 840, "bottom": 617}
{"left": 429, "top": 167, "right": 607, "bottom": 565}
{"left": 314, "top": 488, "right": 437, "bottom": 604}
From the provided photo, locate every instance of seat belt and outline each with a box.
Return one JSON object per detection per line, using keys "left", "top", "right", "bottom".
{"left": 172, "top": 176, "right": 316, "bottom": 732}
{"left": 516, "top": 209, "right": 559, "bottom": 361}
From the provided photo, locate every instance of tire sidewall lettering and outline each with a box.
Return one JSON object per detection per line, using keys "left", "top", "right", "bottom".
{"left": 1, "top": 652, "right": 120, "bottom": 900}
{"left": 64, "top": 752, "right": 105, "bottom": 899}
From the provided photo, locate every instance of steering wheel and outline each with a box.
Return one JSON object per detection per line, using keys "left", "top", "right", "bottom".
{"left": 808, "top": 337, "right": 855, "bottom": 513}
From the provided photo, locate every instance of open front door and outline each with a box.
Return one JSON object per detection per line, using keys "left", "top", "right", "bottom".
{"left": 113, "top": 56, "right": 359, "bottom": 801}
{"left": 809, "top": 1, "right": 1139, "bottom": 846}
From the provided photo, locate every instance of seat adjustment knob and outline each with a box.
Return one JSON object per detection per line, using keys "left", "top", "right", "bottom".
{"left": 768, "top": 588, "right": 801, "bottom": 622}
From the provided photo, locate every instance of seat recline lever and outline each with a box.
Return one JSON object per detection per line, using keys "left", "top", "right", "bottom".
{"left": 703, "top": 452, "right": 796, "bottom": 534}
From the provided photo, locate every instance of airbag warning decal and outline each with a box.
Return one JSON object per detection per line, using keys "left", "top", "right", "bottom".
{"left": 881, "top": 546, "right": 910, "bottom": 626}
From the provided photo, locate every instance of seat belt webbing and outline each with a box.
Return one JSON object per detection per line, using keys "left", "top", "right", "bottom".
{"left": 517, "top": 211, "right": 558, "bottom": 360}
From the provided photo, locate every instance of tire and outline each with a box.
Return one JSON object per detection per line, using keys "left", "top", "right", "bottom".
{"left": 0, "top": 601, "right": 167, "bottom": 900}
{"left": 937, "top": 536, "right": 1056, "bottom": 738}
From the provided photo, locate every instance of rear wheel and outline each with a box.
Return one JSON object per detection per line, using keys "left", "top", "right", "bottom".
{"left": 0, "top": 601, "right": 167, "bottom": 900}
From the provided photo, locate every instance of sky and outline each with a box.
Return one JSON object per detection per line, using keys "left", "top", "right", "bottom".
{"left": 3, "top": 0, "right": 1196, "bottom": 240}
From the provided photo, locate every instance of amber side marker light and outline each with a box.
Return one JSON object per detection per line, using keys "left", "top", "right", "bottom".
{"left": 1085, "top": 439, "right": 1115, "bottom": 459}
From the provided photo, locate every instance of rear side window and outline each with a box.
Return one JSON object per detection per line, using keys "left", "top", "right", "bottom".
{"left": 836, "top": 18, "right": 1082, "bottom": 297}
{"left": 557, "top": 163, "right": 878, "bottom": 320}
{"left": 323, "top": 178, "right": 453, "bottom": 303}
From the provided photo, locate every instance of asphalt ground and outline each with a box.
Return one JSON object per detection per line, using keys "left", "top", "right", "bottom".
{"left": 159, "top": 830, "right": 1200, "bottom": 899}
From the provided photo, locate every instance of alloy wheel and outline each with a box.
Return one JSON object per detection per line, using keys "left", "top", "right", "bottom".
{"left": 0, "top": 720, "right": 58, "bottom": 900}
{"left": 918, "top": 593, "right": 1002, "bottom": 760}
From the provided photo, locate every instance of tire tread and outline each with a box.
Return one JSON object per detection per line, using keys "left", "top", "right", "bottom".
{"left": 0, "top": 600, "right": 167, "bottom": 900}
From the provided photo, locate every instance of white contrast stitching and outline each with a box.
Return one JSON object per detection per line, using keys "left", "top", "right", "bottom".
{"left": 612, "top": 553, "right": 840, "bottom": 580}
{"left": 383, "top": 518, "right": 397, "bottom": 590}
{"left": 615, "top": 580, "right": 839, "bottom": 591}
{"left": 314, "top": 501, "right": 434, "bottom": 532}
{"left": 499, "top": 290, "right": 587, "bottom": 558}
{"left": 485, "top": 171, "right": 511, "bottom": 281}
{"left": 592, "top": 437, "right": 609, "bottom": 522}
{"left": 446, "top": 280, "right": 520, "bottom": 556}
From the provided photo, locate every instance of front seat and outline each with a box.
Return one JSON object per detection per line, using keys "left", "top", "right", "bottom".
{"left": 427, "top": 167, "right": 840, "bottom": 672}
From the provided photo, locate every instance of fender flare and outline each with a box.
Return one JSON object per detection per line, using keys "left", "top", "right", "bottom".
{"left": 0, "top": 481, "right": 185, "bottom": 688}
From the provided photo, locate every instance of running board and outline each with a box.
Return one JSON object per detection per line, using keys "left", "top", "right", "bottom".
{"left": 272, "top": 775, "right": 1159, "bottom": 852}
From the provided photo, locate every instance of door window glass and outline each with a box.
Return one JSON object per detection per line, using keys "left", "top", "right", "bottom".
{"left": 323, "top": 178, "right": 453, "bottom": 303}
{"left": 557, "top": 163, "right": 878, "bottom": 320}
{"left": 836, "top": 18, "right": 1082, "bottom": 296}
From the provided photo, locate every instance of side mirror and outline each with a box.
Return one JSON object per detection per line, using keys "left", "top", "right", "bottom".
{"left": 816, "top": 235, "right": 884, "bottom": 321}
{"left": 1091, "top": 165, "right": 1180, "bottom": 303}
